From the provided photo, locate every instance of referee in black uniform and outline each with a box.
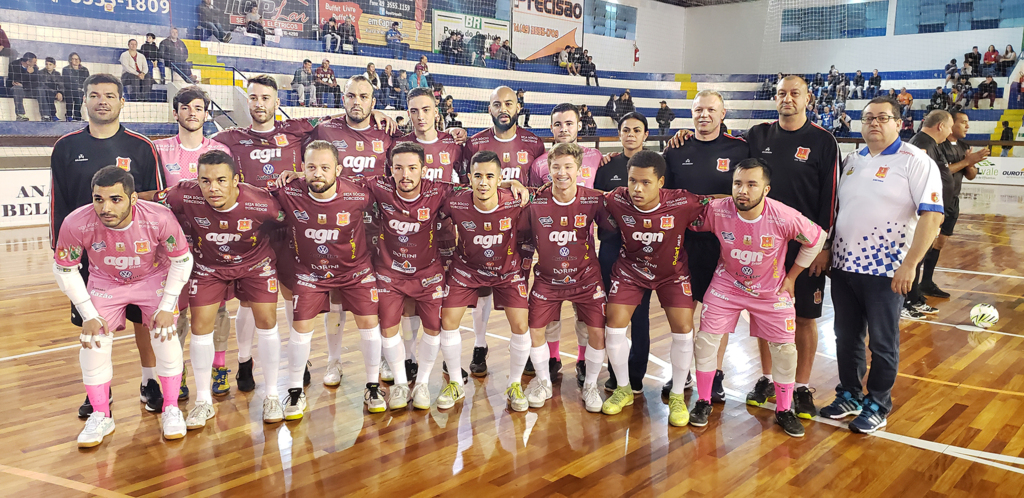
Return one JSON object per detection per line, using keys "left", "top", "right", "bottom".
{"left": 662, "top": 89, "right": 749, "bottom": 402}
{"left": 50, "top": 73, "right": 166, "bottom": 417}
{"left": 906, "top": 110, "right": 952, "bottom": 318}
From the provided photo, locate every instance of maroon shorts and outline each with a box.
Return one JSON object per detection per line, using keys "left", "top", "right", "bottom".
{"left": 607, "top": 264, "right": 694, "bottom": 309}
{"left": 439, "top": 239, "right": 455, "bottom": 271}
{"left": 189, "top": 260, "right": 279, "bottom": 307}
{"left": 444, "top": 262, "right": 529, "bottom": 310}
{"left": 528, "top": 278, "right": 606, "bottom": 329}
{"left": 375, "top": 261, "right": 445, "bottom": 331}
{"left": 290, "top": 265, "right": 380, "bottom": 321}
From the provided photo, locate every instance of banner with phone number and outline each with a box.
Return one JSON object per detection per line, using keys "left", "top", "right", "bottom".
{"left": 4, "top": 0, "right": 172, "bottom": 27}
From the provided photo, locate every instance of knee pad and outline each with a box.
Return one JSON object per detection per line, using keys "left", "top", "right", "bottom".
{"left": 768, "top": 342, "right": 797, "bottom": 384}
{"left": 152, "top": 335, "right": 184, "bottom": 377}
{"left": 545, "top": 320, "right": 561, "bottom": 342}
{"left": 694, "top": 331, "right": 724, "bottom": 372}
{"left": 574, "top": 318, "right": 589, "bottom": 347}
{"left": 80, "top": 335, "right": 114, "bottom": 385}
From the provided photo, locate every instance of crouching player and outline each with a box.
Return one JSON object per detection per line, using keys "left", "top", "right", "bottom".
{"left": 688, "top": 158, "right": 824, "bottom": 437}
{"left": 54, "top": 166, "right": 193, "bottom": 447}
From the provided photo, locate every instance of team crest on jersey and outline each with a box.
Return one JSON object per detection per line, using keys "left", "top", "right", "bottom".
{"left": 115, "top": 242, "right": 126, "bottom": 252}
{"left": 760, "top": 235, "right": 774, "bottom": 249}
{"left": 795, "top": 147, "right": 810, "bottom": 161}
{"left": 418, "top": 208, "right": 430, "bottom": 221}
{"left": 216, "top": 220, "right": 227, "bottom": 229}
{"left": 294, "top": 210, "right": 309, "bottom": 222}
{"left": 372, "top": 140, "right": 384, "bottom": 154}
{"left": 661, "top": 215, "right": 675, "bottom": 230}
{"left": 814, "top": 288, "right": 823, "bottom": 304}
{"left": 273, "top": 134, "right": 289, "bottom": 146}
{"left": 268, "top": 278, "right": 278, "bottom": 293}
{"left": 484, "top": 222, "right": 492, "bottom": 231}
{"left": 189, "top": 163, "right": 197, "bottom": 174}
{"left": 721, "top": 232, "right": 735, "bottom": 242}
{"left": 743, "top": 235, "right": 752, "bottom": 246}
{"left": 539, "top": 216, "right": 553, "bottom": 227}
{"left": 238, "top": 219, "right": 252, "bottom": 231}
{"left": 560, "top": 216, "right": 568, "bottom": 226}
{"left": 355, "top": 141, "right": 365, "bottom": 151}
{"left": 643, "top": 219, "right": 652, "bottom": 228}
{"left": 785, "top": 318, "right": 795, "bottom": 331}
{"left": 337, "top": 212, "right": 351, "bottom": 226}
{"left": 574, "top": 214, "right": 587, "bottom": 228}
{"left": 91, "top": 241, "right": 107, "bottom": 252}
{"left": 318, "top": 213, "right": 327, "bottom": 224}
{"left": 846, "top": 166, "right": 855, "bottom": 176}
{"left": 517, "top": 151, "right": 528, "bottom": 164}
{"left": 134, "top": 240, "right": 150, "bottom": 254}
{"left": 682, "top": 281, "right": 692, "bottom": 296}
{"left": 581, "top": 166, "right": 591, "bottom": 178}
{"left": 622, "top": 215, "right": 636, "bottom": 227}
{"left": 518, "top": 283, "right": 528, "bottom": 297}
{"left": 931, "top": 192, "right": 939, "bottom": 202}
{"left": 370, "top": 288, "right": 379, "bottom": 302}
{"left": 716, "top": 158, "right": 730, "bottom": 172}
{"left": 500, "top": 217, "right": 512, "bottom": 231}
{"left": 425, "top": 154, "right": 434, "bottom": 164}
{"left": 875, "top": 167, "right": 889, "bottom": 178}
{"left": 440, "top": 151, "right": 451, "bottom": 164}
{"left": 116, "top": 157, "right": 131, "bottom": 171}
{"left": 461, "top": 221, "right": 477, "bottom": 231}
{"left": 502, "top": 152, "right": 511, "bottom": 163}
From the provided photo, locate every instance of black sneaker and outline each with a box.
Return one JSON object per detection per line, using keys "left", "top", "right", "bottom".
{"left": 689, "top": 399, "right": 713, "bottom": 427}
{"left": 236, "top": 358, "right": 256, "bottom": 392}
{"left": 524, "top": 357, "right": 536, "bottom": 376}
{"left": 920, "top": 281, "right": 951, "bottom": 299}
{"left": 142, "top": 379, "right": 163, "bottom": 413}
{"left": 549, "top": 357, "right": 562, "bottom": 379}
{"left": 470, "top": 346, "right": 488, "bottom": 377}
{"left": 746, "top": 376, "right": 776, "bottom": 406}
{"left": 405, "top": 359, "right": 419, "bottom": 381}
{"left": 662, "top": 379, "right": 673, "bottom": 398}
{"left": 303, "top": 361, "right": 311, "bottom": 387}
{"left": 78, "top": 388, "right": 113, "bottom": 418}
{"left": 575, "top": 362, "right": 586, "bottom": 388}
{"left": 605, "top": 374, "right": 617, "bottom": 392}
{"left": 711, "top": 370, "right": 726, "bottom": 404}
{"left": 441, "top": 361, "right": 469, "bottom": 383}
{"left": 775, "top": 410, "right": 805, "bottom": 437}
{"left": 794, "top": 387, "right": 818, "bottom": 419}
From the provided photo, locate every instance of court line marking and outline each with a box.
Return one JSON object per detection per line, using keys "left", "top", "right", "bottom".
{"left": 0, "top": 463, "right": 132, "bottom": 498}
{"left": 936, "top": 267, "right": 1024, "bottom": 280}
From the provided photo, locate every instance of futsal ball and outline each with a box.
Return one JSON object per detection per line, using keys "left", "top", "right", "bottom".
{"left": 970, "top": 304, "right": 999, "bottom": 329}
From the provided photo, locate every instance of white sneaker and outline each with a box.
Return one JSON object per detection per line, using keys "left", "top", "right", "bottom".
{"left": 436, "top": 381, "right": 465, "bottom": 409}
{"left": 526, "top": 380, "right": 553, "bottom": 408}
{"left": 506, "top": 382, "right": 528, "bottom": 412}
{"left": 380, "top": 357, "right": 394, "bottom": 383}
{"left": 365, "top": 383, "right": 387, "bottom": 413}
{"left": 323, "top": 359, "right": 343, "bottom": 387}
{"left": 263, "top": 395, "right": 284, "bottom": 423}
{"left": 284, "top": 388, "right": 307, "bottom": 421}
{"left": 411, "top": 383, "right": 431, "bottom": 410}
{"left": 914, "top": 303, "right": 940, "bottom": 315}
{"left": 78, "top": 412, "right": 115, "bottom": 448}
{"left": 162, "top": 407, "right": 186, "bottom": 440}
{"left": 582, "top": 384, "right": 603, "bottom": 413}
{"left": 389, "top": 383, "right": 410, "bottom": 410}
{"left": 185, "top": 402, "right": 216, "bottom": 429}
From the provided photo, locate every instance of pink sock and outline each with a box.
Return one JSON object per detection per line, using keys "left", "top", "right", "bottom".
{"left": 775, "top": 382, "right": 794, "bottom": 412}
{"left": 696, "top": 370, "right": 715, "bottom": 402}
{"left": 548, "top": 341, "right": 560, "bottom": 359}
{"left": 85, "top": 383, "right": 111, "bottom": 417}
{"left": 578, "top": 345, "right": 585, "bottom": 362}
{"left": 159, "top": 374, "right": 182, "bottom": 412}
{"left": 213, "top": 351, "right": 226, "bottom": 368}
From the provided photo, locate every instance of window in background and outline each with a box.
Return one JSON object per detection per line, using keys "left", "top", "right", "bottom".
{"left": 896, "top": 0, "right": 1024, "bottom": 35}
{"left": 583, "top": 0, "right": 637, "bottom": 40}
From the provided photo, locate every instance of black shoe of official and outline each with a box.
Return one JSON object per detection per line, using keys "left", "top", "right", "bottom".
{"left": 524, "top": 357, "right": 536, "bottom": 376}
{"left": 441, "top": 361, "right": 469, "bottom": 383}
{"left": 549, "top": 357, "right": 562, "bottom": 379}
{"left": 575, "top": 362, "right": 586, "bottom": 388}
{"left": 661, "top": 372, "right": 693, "bottom": 399}
{"left": 711, "top": 370, "right": 726, "bottom": 404}
{"left": 794, "top": 386, "right": 818, "bottom": 419}
{"left": 405, "top": 359, "right": 419, "bottom": 381}
{"left": 470, "top": 346, "right": 488, "bottom": 377}
{"left": 920, "top": 281, "right": 951, "bottom": 299}
{"left": 143, "top": 379, "right": 164, "bottom": 413}
{"left": 303, "top": 360, "right": 312, "bottom": 387}
{"left": 776, "top": 409, "right": 806, "bottom": 437}
{"left": 746, "top": 376, "right": 776, "bottom": 406}
{"left": 78, "top": 388, "right": 113, "bottom": 418}
{"left": 689, "top": 399, "right": 713, "bottom": 427}
{"left": 236, "top": 358, "right": 256, "bottom": 392}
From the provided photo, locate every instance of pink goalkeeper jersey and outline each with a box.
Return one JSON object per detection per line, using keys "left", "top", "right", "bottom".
{"left": 153, "top": 136, "right": 231, "bottom": 185}
{"left": 695, "top": 197, "right": 822, "bottom": 297}
{"left": 54, "top": 200, "right": 190, "bottom": 284}
{"left": 528, "top": 145, "right": 604, "bottom": 189}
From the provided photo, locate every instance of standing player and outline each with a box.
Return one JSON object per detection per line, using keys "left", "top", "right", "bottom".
{"left": 159, "top": 150, "right": 287, "bottom": 427}
{"left": 662, "top": 90, "right": 750, "bottom": 401}
{"left": 461, "top": 86, "right": 546, "bottom": 377}
{"left": 600, "top": 151, "right": 709, "bottom": 424}
{"left": 520, "top": 143, "right": 609, "bottom": 412}
{"left": 50, "top": 73, "right": 168, "bottom": 417}
{"left": 687, "top": 158, "right": 825, "bottom": 437}
{"left": 54, "top": 166, "right": 192, "bottom": 446}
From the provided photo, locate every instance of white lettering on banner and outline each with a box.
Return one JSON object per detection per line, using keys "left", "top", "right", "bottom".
{"left": 511, "top": 0, "right": 584, "bottom": 61}
{"left": 0, "top": 170, "right": 51, "bottom": 228}
{"left": 432, "top": 11, "right": 510, "bottom": 54}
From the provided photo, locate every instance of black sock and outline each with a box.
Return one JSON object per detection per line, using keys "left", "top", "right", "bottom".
{"left": 921, "top": 247, "right": 941, "bottom": 284}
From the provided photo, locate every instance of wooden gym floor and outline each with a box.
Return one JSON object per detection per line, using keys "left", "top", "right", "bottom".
{"left": 1, "top": 186, "right": 1022, "bottom": 497}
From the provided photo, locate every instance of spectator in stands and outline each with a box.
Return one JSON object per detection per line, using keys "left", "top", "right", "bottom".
{"left": 6, "top": 52, "right": 37, "bottom": 121}
{"left": 757, "top": 77, "right": 774, "bottom": 100}
{"left": 999, "top": 45, "right": 1017, "bottom": 77}
{"left": 364, "top": 63, "right": 382, "bottom": 107}
{"left": 578, "top": 55, "right": 597, "bottom": 86}
{"left": 38, "top": 57, "right": 65, "bottom": 121}
{"left": 441, "top": 96, "right": 461, "bottom": 129}
{"left": 0, "top": 23, "right": 10, "bottom": 57}
{"left": 315, "top": 59, "right": 341, "bottom": 108}
{"left": 810, "top": 72, "right": 825, "bottom": 98}
{"left": 1000, "top": 121, "right": 1014, "bottom": 157}
{"left": 897, "top": 87, "right": 913, "bottom": 117}
{"left": 982, "top": 44, "right": 999, "bottom": 77}
{"left": 292, "top": 59, "right": 316, "bottom": 106}
{"left": 381, "top": 65, "right": 400, "bottom": 109}
{"left": 395, "top": 69, "right": 409, "bottom": 109}
{"left": 440, "top": 32, "right": 457, "bottom": 64}
{"left": 974, "top": 76, "right": 998, "bottom": 109}
{"left": 339, "top": 17, "right": 359, "bottom": 55}
{"left": 619, "top": 90, "right": 636, "bottom": 116}
{"left": 386, "top": 22, "right": 410, "bottom": 60}
{"left": 159, "top": 28, "right": 193, "bottom": 84}
{"left": 432, "top": 83, "right": 444, "bottom": 105}
{"left": 851, "top": 70, "right": 865, "bottom": 99}
{"left": 867, "top": 69, "right": 882, "bottom": 98}
{"left": 826, "top": 67, "right": 842, "bottom": 96}
{"left": 62, "top": 52, "right": 88, "bottom": 122}
{"left": 656, "top": 100, "right": 675, "bottom": 151}
{"left": 120, "top": 39, "right": 153, "bottom": 102}
{"left": 606, "top": 94, "right": 620, "bottom": 122}
{"left": 805, "top": 103, "right": 819, "bottom": 125}
{"left": 953, "top": 75, "right": 973, "bottom": 107}
{"left": 834, "top": 76, "right": 849, "bottom": 112}
{"left": 965, "top": 46, "right": 981, "bottom": 68}
{"left": 960, "top": 60, "right": 974, "bottom": 78}
{"left": 198, "top": 0, "right": 232, "bottom": 42}
{"left": 926, "top": 87, "right": 951, "bottom": 113}
{"left": 820, "top": 105, "right": 835, "bottom": 131}
{"left": 944, "top": 59, "right": 959, "bottom": 87}
{"left": 322, "top": 18, "right": 341, "bottom": 53}
{"left": 246, "top": 6, "right": 267, "bottom": 46}
{"left": 408, "top": 66, "right": 429, "bottom": 89}
{"left": 140, "top": 34, "right": 160, "bottom": 81}
{"left": 559, "top": 46, "right": 577, "bottom": 75}
{"left": 490, "top": 37, "right": 501, "bottom": 58}
{"left": 581, "top": 109, "right": 597, "bottom": 136}
{"left": 835, "top": 110, "right": 851, "bottom": 137}
{"left": 900, "top": 111, "right": 915, "bottom": 140}
{"left": 496, "top": 40, "right": 521, "bottom": 70}
{"left": 517, "top": 88, "right": 531, "bottom": 127}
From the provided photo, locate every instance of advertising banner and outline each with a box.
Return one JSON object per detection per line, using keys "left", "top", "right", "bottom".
{"left": 220, "top": 0, "right": 317, "bottom": 38}
{"left": 971, "top": 156, "right": 1024, "bottom": 187}
{"left": 0, "top": 170, "right": 50, "bottom": 228}
{"left": 511, "top": 0, "right": 583, "bottom": 61}
{"left": 4, "top": 0, "right": 172, "bottom": 27}
{"left": 431, "top": 11, "right": 510, "bottom": 54}
{"left": 319, "top": 0, "right": 433, "bottom": 52}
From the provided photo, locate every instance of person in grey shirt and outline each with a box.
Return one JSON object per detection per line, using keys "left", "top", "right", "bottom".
{"left": 292, "top": 59, "right": 316, "bottom": 106}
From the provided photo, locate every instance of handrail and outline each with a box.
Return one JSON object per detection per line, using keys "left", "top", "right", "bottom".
{"left": 187, "top": 63, "right": 292, "bottom": 119}
{"left": 171, "top": 62, "right": 241, "bottom": 128}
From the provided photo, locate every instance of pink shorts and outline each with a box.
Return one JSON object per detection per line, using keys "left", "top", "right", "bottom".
{"left": 699, "top": 284, "right": 796, "bottom": 343}
{"left": 528, "top": 279, "right": 606, "bottom": 329}
{"left": 88, "top": 275, "right": 168, "bottom": 332}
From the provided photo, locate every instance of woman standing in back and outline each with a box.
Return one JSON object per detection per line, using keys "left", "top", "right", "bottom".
{"left": 62, "top": 52, "right": 89, "bottom": 121}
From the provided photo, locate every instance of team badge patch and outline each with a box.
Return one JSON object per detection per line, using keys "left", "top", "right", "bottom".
{"left": 462, "top": 221, "right": 477, "bottom": 231}
{"left": 116, "top": 157, "right": 131, "bottom": 171}
{"left": 484, "top": 222, "right": 492, "bottom": 231}
{"left": 440, "top": 151, "right": 451, "bottom": 164}
{"left": 273, "top": 134, "right": 289, "bottom": 146}
{"left": 517, "top": 151, "right": 529, "bottom": 164}
{"left": 643, "top": 219, "right": 652, "bottom": 228}
{"left": 502, "top": 152, "right": 511, "bottom": 163}
{"left": 622, "top": 216, "right": 636, "bottom": 227}
{"left": 355, "top": 141, "right": 365, "bottom": 151}
{"left": 92, "top": 241, "right": 107, "bottom": 252}
{"left": 931, "top": 192, "right": 939, "bottom": 202}
{"left": 876, "top": 167, "right": 889, "bottom": 179}
{"left": 814, "top": 288, "right": 823, "bottom": 304}
{"left": 318, "top": 213, "right": 327, "bottom": 224}
{"left": 722, "top": 232, "right": 735, "bottom": 242}
{"left": 370, "top": 288, "right": 379, "bottom": 302}
{"left": 500, "top": 217, "right": 512, "bottom": 231}
{"left": 560, "top": 216, "right": 568, "bottom": 226}
{"left": 294, "top": 210, "right": 310, "bottom": 222}
{"left": 518, "top": 283, "right": 528, "bottom": 297}
{"left": 574, "top": 214, "right": 587, "bottom": 228}
{"left": 372, "top": 140, "right": 384, "bottom": 153}
{"left": 661, "top": 215, "right": 675, "bottom": 230}
{"left": 786, "top": 318, "right": 795, "bottom": 331}
{"left": 425, "top": 154, "right": 434, "bottom": 164}
{"left": 682, "top": 281, "right": 692, "bottom": 296}
{"left": 115, "top": 242, "right": 126, "bottom": 252}
{"left": 237, "top": 218, "right": 252, "bottom": 231}
{"left": 219, "top": 220, "right": 229, "bottom": 229}
{"left": 716, "top": 158, "right": 730, "bottom": 172}
{"left": 337, "top": 212, "right": 351, "bottom": 226}
{"left": 743, "top": 235, "right": 752, "bottom": 246}
{"left": 795, "top": 147, "right": 810, "bottom": 161}
{"left": 418, "top": 208, "right": 430, "bottom": 221}
{"left": 581, "top": 166, "right": 591, "bottom": 178}
{"left": 760, "top": 235, "right": 774, "bottom": 249}
{"left": 539, "top": 216, "right": 553, "bottom": 227}
{"left": 268, "top": 278, "right": 278, "bottom": 293}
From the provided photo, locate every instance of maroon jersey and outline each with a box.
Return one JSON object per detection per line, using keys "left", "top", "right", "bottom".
{"left": 521, "top": 187, "right": 606, "bottom": 286}
{"left": 159, "top": 181, "right": 284, "bottom": 268}
{"left": 603, "top": 187, "right": 710, "bottom": 285}
{"left": 442, "top": 189, "right": 525, "bottom": 277}
{"left": 212, "top": 118, "right": 316, "bottom": 189}
{"left": 271, "top": 177, "right": 374, "bottom": 282}
{"left": 308, "top": 117, "right": 394, "bottom": 177}
{"left": 461, "top": 128, "right": 545, "bottom": 183}
{"left": 392, "top": 131, "right": 464, "bottom": 183}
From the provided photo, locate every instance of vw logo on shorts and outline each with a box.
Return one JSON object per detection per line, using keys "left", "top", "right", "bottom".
{"left": 398, "top": 235, "right": 409, "bottom": 243}
{"left": 218, "top": 245, "right": 231, "bottom": 253}
{"left": 262, "top": 164, "right": 275, "bottom": 175}
{"left": 741, "top": 266, "right": 753, "bottom": 275}
{"left": 119, "top": 270, "right": 133, "bottom": 279}
{"left": 642, "top": 246, "right": 654, "bottom": 253}
{"left": 484, "top": 249, "right": 494, "bottom": 258}
{"left": 559, "top": 247, "right": 570, "bottom": 257}
{"left": 317, "top": 245, "right": 329, "bottom": 254}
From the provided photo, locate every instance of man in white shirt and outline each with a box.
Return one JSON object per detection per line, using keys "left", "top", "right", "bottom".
{"left": 819, "top": 96, "right": 944, "bottom": 434}
{"left": 120, "top": 39, "right": 153, "bottom": 101}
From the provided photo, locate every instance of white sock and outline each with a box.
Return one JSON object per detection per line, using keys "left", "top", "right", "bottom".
{"left": 256, "top": 325, "right": 281, "bottom": 398}
{"left": 508, "top": 333, "right": 531, "bottom": 387}
{"left": 530, "top": 345, "right": 551, "bottom": 385}
{"left": 765, "top": 374, "right": 773, "bottom": 382}
{"left": 415, "top": 333, "right": 440, "bottom": 385}
{"left": 236, "top": 306, "right": 256, "bottom": 363}
{"left": 584, "top": 344, "right": 604, "bottom": 387}
{"left": 284, "top": 306, "right": 294, "bottom": 331}
{"left": 401, "top": 316, "right": 420, "bottom": 361}
{"left": 141, "top": 366, "right": 156, "bottom": 384}
{"left": 288, "top": 327, "right": 313, "bottom": 389}
{"left": 191, "top": 333, "right": 215, "bottom": 404}
{"left": 472, "top": 295, "right": 492, "bottom": 348}
{"left": 796, "top": 383, "right": 808, "bottom": 389}
{"left": 605, "top": 326, "right": 630, "bottom": 388}
{"left": 670, "top": 333, "right": 694, "bottom": 395}
{"left": 440, "top": 328, "right": 463, "bottom": 386}
{"left": 360, "top": 325, "right": 382, "bottom": 384}
{"left": 381, "top": 333, "right": 407, "bottom": 385}
{"left": 324, "top": 304, "right": 344, "bottom": 363}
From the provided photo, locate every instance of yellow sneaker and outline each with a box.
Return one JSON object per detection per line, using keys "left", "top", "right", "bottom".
{"left": 668, "top": 392, "right": 689, "bottom": 427}
{"left": 602, "top": 385, "right": 634, "bottom": 415}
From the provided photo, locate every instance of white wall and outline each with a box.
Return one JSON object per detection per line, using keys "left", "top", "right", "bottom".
{"left": 583, "top": 0, "right": 686, "bottom": 73}
{"left": 682, "top": 1, "right": 768, "bottom": 74}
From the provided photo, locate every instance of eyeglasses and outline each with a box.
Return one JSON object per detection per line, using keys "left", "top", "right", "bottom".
{"left": 860, "top": 115, "right": 895, "bottom": 124}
